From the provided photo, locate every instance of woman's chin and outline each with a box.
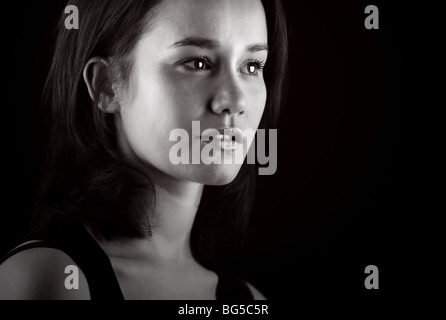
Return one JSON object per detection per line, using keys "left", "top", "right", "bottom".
{"left": 185, "top": 164, "right": 243, "bottom": 186}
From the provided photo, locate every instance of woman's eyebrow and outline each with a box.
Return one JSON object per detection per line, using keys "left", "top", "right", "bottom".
{"left": 169, "top": 37, "right": 268, "bottom": 53}
{"left": 169, "top": 37, "right": 220, "bottom": 49}
{"left": 247, "top": 43, "right": 269, "bottom": 53}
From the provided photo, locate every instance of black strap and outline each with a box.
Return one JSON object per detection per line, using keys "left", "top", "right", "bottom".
{"left": 0, "top": 216, "right": 124, "bottom": 300}
{"left": 216, "top": 270, "right": 254, "bottom": 300}
{"left": 0, "top": 240, "right": 58, "bottom": 265}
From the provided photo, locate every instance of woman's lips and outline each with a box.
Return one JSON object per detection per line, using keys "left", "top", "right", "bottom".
{"left": 201, "top": 128, "right": 245, "bottom": 151}
{"left": 209, "top": 135, "right": 240, "bottom": 151}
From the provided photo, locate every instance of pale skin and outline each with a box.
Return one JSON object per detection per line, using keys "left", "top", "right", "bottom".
{"left": 0, "top": 0, "right": 268, "bottom": 299}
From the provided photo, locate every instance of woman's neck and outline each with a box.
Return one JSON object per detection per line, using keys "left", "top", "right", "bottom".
{"left": 148, "top": 178, "right": 204, "bottom": 261}
{"left": 89, "top": 173, "right": 204, "bottom": 267}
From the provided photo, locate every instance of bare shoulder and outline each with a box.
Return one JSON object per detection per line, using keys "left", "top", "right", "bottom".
{"left": 246, "top": 281, "right": 267, "bottom": 300}
{"left": 0, "top": 247, "right": 91, "bottom": 300}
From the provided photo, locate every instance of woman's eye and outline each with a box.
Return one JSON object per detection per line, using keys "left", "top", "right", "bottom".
{"left": 241, "top": 61, "right": 265, "bottom": 76}
{"left": 183, "top": 57, "right": 212, "bottom": 71}
{"left": 248, "top": 65, "right": 257, "bottom": 74}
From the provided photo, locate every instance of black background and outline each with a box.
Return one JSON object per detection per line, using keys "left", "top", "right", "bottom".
{"left": 0, "top": 0, "right": 433, "bottom": 305}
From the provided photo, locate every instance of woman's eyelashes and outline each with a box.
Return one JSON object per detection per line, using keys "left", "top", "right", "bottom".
{"left": 177, "top": 56, "right": 266, "bottom": 77}
{"left": 181, "top": 56, "right": 213, "bottom": 72}
{"left": 241, "top": 59, "right": 266, "bottom": 77}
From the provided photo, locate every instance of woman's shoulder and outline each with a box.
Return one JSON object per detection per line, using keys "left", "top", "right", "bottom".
{"left": 215, "top": 269, "right": 267, "bottom": 300}
{"left": 0, "top": 244, "right": 91, "bottom": 300}
{"left": 245, "top": 281, "right": 267, "bottom": 300}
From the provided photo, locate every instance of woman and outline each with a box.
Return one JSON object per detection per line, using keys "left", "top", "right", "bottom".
{"left": 0, "top": 0, "right": 288, "bottom": 300}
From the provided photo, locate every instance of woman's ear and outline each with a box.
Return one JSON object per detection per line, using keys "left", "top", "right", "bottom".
{"left": 83, "top": 57, "right": 120, "bottom": 113}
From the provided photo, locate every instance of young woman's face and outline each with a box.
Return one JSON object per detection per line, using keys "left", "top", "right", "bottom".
{"left": 117, "top": 0, "right": 268, "bottom": 185}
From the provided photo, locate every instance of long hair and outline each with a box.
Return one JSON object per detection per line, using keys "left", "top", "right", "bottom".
{"left": 32, "top": 0, "right": 288, "bottom": 268}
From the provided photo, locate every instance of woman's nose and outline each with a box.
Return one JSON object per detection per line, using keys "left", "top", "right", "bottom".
{"left": 210, "top": 76, "right": 247, "bottom": 116}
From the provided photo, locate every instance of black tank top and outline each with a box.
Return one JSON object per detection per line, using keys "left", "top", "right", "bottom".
{"left": 0, "top": 215, "right": 254, "bottom": 300}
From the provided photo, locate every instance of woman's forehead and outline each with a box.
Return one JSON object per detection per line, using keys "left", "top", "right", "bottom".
{"left": 144, "top": 0, "right": 268, "bottom": 48}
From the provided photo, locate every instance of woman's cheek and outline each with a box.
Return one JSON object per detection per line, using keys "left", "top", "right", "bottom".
{"left": 247, "top": 81, "right": 267, "bottom": 126}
